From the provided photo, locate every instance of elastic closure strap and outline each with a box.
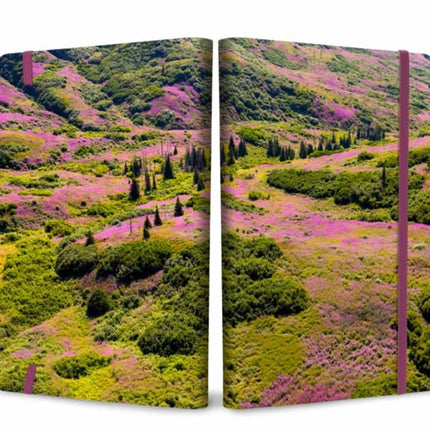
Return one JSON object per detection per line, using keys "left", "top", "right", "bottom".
{"left": 23, "top": 364, "right": 36, "bottom": 394}
{"left": 22, "top": 51, "right": 33, "bottom": 86}
{"left": 398, "top": 50, "right": 409, "bottom": 395}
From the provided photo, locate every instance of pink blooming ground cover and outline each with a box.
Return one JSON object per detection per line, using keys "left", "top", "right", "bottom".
{"left": 95, "top": 206, "right": 208, "bottom": 244}
{"left": 32, "top": 62, "right": 46, "bottom": 78}
{"left": 148, "top": 85, "right": 202, "bottom": 126}
{"left": 0, "top": 112, "right": 36, "bottom": 122}
{"left": 313, "top": 97, "right": 356, "bottom": 124}
{"left": 50, "top": 176, "right": 128, "bottom": 207}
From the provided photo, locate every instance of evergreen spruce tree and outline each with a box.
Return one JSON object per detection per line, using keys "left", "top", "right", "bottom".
{"left": 144, "top": 215, "right": 152, "bottom": 229}
{"left": 267, "top": 138, "right": 274, "bottom": 157}
{"left": 307, "top": 144, "right": 314, "bottom": 156}
{"left": 289, "top": 147, "right": 296, "bottom": 160}
{"left": 129, "top": 177, "right": 140, "bottom": 201}
{"left": 163, "top": 155, "right": 174, "bottom": 180}
{"left": 145, "top": 171, "right": 151, "bottom": 194}
{"left": 317, "top": 139, "right": 324, "bottom": 151}
{"left": 331, "top": 131, "right": 336, "bottom": 144}
{"left": 173, "top": 145, "right": 178, "bottom": 155}
{"left": 132, "top": 157, "right": 141, "bottom": 177}
{"left": 347, "top": 131, "right": 352, "bottom": 148}
{"left": 220, "top": 143, "right": 226, "bottom": 165}
{"left": 123, "top": 162, "right": 128, "bottom": 175}
{"left": 143, "top": 227, "right": 150, "bottom": 240}
{"left": 228, "top": 136, "right": 237, "bottom": 160}
{"left": 227, "top": 147, "right": 236, "bottom": 165}
{"left": 174, "top": 197, "right": 184, "bottom": 217}
{"left": 154, "top": 206, "right": 162, "bottom": 226}
{"left": 279, "top": 147, "right": 286, "bottom": 162}
{"left": 192, "top": 146, "right": 198, "bottom": 169}
{"left": 273, "top": 137, "right": 281, "bottom": 157}
{"left": 152, "top": 173, "right": 157, "bottom": 190}
{"left": 299, "top": 141, "right": 307, "bottom": 159}
{"left": 238, "top": 138, "right": 248, "bottom": 157}
{"left": 197, "top": 176, "right": 205, "bottom": 191}
{"left": 193, "top": 169, "right": 199, "bottom": 186}
{"left": 85, "top": 230, "right": 95, "bottom": 246}
{"left": 185, "top": 148, "right": 192, "bottom": 171}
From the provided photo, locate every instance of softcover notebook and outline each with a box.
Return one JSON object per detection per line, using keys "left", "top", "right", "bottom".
{"left": 220, "top": 38, "right": 430, "bottom": 407}
{"left": 1, "top": 37, "right": 430, "bottom": 411}
{"left": 0, "top": 38, "right": 212, "bottom": 408}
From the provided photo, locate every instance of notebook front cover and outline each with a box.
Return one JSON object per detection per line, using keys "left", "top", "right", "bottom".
{"left": 220, "top": 38, "right": 430, "bottom": 408}
{"left": 0, "top": 38, "right": 212, "bottom": 408}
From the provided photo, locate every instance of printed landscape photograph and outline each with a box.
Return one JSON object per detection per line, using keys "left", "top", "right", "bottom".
{"left": 220, "top": 38, "right": 430, "bottom": 408}
{"left": 0, "top": 38, "right": 212, "bottom": 408}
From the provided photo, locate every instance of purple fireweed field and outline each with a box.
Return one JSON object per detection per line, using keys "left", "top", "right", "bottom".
{"left": 0, "top": 39, "right": 212, "bottom": 408}
{"left": 221, "top": 39, "right": 430, "bottom": 408}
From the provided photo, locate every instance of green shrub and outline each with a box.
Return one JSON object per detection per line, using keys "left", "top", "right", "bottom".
{"left": 248, "top": 234, "right": 283, "bottom": 260}
{"left": 132, "top": 131, "right": 160, "bottom": 142}
{"left": 224, "top": 277, "right": 309, "bottom": 326}
{"left": 237, "top": 127, "right": 270, "bottom": 145}
{"left": 87, "top": 289, "right": 110, "bottom": 318}
{"left": 239, "top": 257, "right": 276, "bottom": 281}
{"left": 221, "top": 191, "right": 266, "bottom": 214}
{"left": 0, "top": 202, "right": 18, "bottom": 232}
{"left": 137, "top": 315, "right": 197, "bottom": 356}
{"left": 123, "top": 293, "right": 141, "bottom": 310}
{"left": 44, "top": 219, "right": 75, "bottom": 237}
{"left": 409, "top": 329, "right": 430, "bottom": 377}
{"left": 409, "top": 191, "right": 430, "bottom": 225}
{"left": 97, "top": 239, "right": 172, "bottom": 283}
{"left": 55, "top": 244, "right": 98, "bottom": 278}
{"left": 248, "top": 191, "right": 269, "bottom": 201}
{"left": 93, "top": 324, "right": 118, "bottom": 342}
{"left": 357, "top": 152, "right": 375, "bottom": 162}
{"left": 52, "top": 352, "right": 111, "bottom": 379}
{"left": 0, "top": 237, "right": 72, "bottom": 327}
{"left": 222, "top": 233, "right": 308, "bottom": 326}
{"left": 154, "top": 109, "right": 180, "bottom": 129}
{"left": 267, "top": 168, "right": 424, "bottom": 212}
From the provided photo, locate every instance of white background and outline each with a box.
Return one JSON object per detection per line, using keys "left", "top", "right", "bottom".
{"left": 1, "top": 0, "right": 430, "bottom": 428}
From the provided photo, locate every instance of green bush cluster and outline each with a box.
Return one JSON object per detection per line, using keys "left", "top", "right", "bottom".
{"left": 222, "top": 233, "right": 308, "bottom": 326}
{"left": 52, "top": 352, "right": 111, "bottom": 379}
{"left": 267, "top": 168, "right": 425, "bottom": 212}
{"left": 55, "top": 244, "right": 98, "bottom": 279}
{"left": 136, "top": 241, "right": 209, "bottom": 356}
{"left": 44, "top": 219, "right": 75, "bottom": 237}
{"left": 97, "top": 240, "right": 172, "bottom": 284}
{"left": 0, "top": 202, "right": 18, "bottom": 233}
{"left": 138, "top": 315, "right": 197, "bottom": 356}
{"left": 0, "top": 237, "right": 72, "bottom": 327}
{"left": 87, "top": 289, "right": 110, "bottom": 318}
{"left": 248, "top": 191, "right": 269, "bottom": 201}
{"left": 0, "top": 143, "right": 29, "bottom": 169}
{"left": 31, "top": 72, "right": 82, "bottom": 126}
{"left": 403, "top": 293, "right": 430, "bottom": 377}
{"left": 409, "top": 191, "right": 430, "bottom": 225}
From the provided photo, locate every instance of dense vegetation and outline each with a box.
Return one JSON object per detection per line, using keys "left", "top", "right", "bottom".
{"left": 222, "top": 233, "right": 308, "bottom": 326}
{"left": 52, "top": 352, "right": 111, "bottom": 379}
{"left": 267, "top": 168, "right": 428, "bottom": 220}
{"left": 138, "top": 240, "right": 209, "bottom": 356}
